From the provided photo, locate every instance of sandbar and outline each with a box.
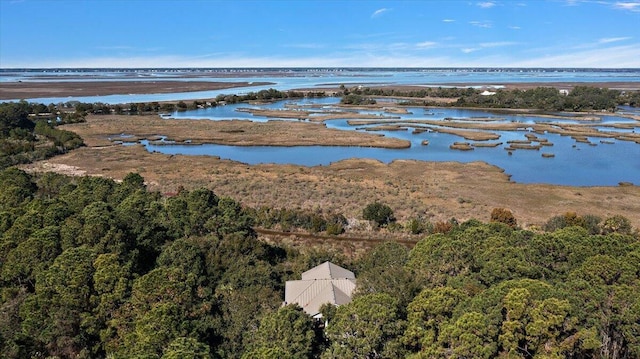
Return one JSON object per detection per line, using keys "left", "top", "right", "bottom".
{"left": 0, "top": 80, "right": 273, "bottom": 100}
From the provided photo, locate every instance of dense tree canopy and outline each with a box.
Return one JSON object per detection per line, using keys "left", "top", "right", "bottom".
{"left": 0, "top": 168, "right": 638, "bottom": 358}
{"left": 0, "top": 102, "right": 84, "bottom": 169}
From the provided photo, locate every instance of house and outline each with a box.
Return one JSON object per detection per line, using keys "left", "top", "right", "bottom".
{"left": 284, "top": 261, "right": 357, "bottom": 318}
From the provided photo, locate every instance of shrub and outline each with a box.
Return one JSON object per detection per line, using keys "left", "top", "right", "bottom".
{"left": 602, "top": 215, "right": 632, "bottom": 235}
{"left": 490, "top": 208, "right": 518, "bottom": 228}
{"left": 405, "top": 217, "right": 433, "bottom": 235}
{"left": 544, "top": 212, "right": 602, "bottom": 234}
{"left": 433, "top": 221, "right": 453, "bottom": 234}
{"left": 363, "top": 202, "right": 395, "bottom": 227}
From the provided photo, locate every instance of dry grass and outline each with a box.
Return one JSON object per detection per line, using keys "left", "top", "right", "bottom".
{"left": 0, "top": 81, "right": 274, "bottom": 100}
{"left": 22, "top": 143, "right": 640, "bottom": 230}
{"left": 65, "top": 115, "right": 410, "bottom": 148}
{"left": 17, "top": 104, "right": 640, "bottom": 233}
{"left": 348, "top": 117, "right": 640, "bottom": 144}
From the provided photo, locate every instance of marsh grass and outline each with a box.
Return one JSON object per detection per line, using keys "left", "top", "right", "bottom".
{"left": 19, "top": 112, "right": 640, "bottom": 233}
{"left": 22, "top": 143, "right": 640, "bottom": 232}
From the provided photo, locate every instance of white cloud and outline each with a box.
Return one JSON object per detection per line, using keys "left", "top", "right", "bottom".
{"left": 5, "top": 45, "right": 639, "bottom": 69}
{"left": 371, "top": 8, "right": 389, "bottom": 18}
{"left": 469, "top": 20, "right": 493, "bottom": 28}
{"left": 442, "top": 19, "right": 456, "bottom": 22}
{"left": 479, "top": 41, "right": 518, "bottom": 48}
{"left": 568, "top": 1, "right": 640, "bottom": 12}
{"left": 283, "top": 43, "right": 327, "bottom": 49}
{"left": 614, "top": 1, "right": 640, "bottom": 11}
{"left": 512, "top": 44, "right": 640, "bottom": 68}
{"left": 4, "top": 38, "right": 638, "bottom": 69}
{"left": 564, "top": 0, "right": 580, "bottom": 6}
{"left": 94, "top": 46, "right": 134, "bottom": 50}
{"left": 477, "top": 1, "right": 496, "bottom": 8}
{"left": 416, "top": 41, "right": 437, "bottom": 48}
{"left": 92, "top": 45, "right": 163, "bottom": 53}
{"left": 599, "top": 37, "right": 632, "bottom": 44}
{"left": 509, "top": 25, "right": 521, "bottom": 30}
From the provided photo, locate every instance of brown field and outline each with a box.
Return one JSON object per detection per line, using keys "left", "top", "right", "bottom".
{"left": 63, "top": 114, "right": 410, "bottom": 149}
{"left": 347, "top": 118, "right": 640, "bottom": 144}
{"left": 0, "top": 80, "right": 273, "bottom": 100}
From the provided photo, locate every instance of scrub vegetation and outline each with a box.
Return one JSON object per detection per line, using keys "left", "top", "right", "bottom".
{"left": 0, "top": 169, "right": 638, "bottom": 358}
{"left": 0, "top": 101, "right": 83, "bottom": 169}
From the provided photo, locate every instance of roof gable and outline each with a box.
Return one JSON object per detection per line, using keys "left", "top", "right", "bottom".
{"left": 285, "top": 262, "right": 357, "bottom": 316}
{"left": 301, "top": 261, "right": 355, "bottom": 280}
{"left": 285, "top": 278, "right": 356, "bottom": 317}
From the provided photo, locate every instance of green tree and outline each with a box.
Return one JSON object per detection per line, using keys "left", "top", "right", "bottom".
{"left": 0, "top": 168, "right": 36, "bottom": 212}
{"left": 107, "top": 266, "right": 215, "bottom": 358}
{"left": 601, "top": 215, "right": 632, "bottom": 235}
{"left": 246, "top": 304, "right": 318, "bottom": 359}
{"left": 363, "top": 202, "right": 395, "bottom": 227}
{"left": 323, "top": 293, "right": 404, "bottom": 358}
{"left": 355, "top": 241, "right": 418, "bottom": 310}
{"left": 403, "top": 286, "right": 467, "bottom": 355}
{"left": 566, "top": 254, "right": 640, "bottom": 358}
{"left": 162, "top": 337, "right": 211, "bottom": 359}
{"left": 1, "top": 225, "right": 61, "bottom": 287}
{"left": 0, "top": 101, "right": 32, "bottom": 137}
{"left": 20, "top": 246, "right": 97, "bottom": 358}
{"left": 439, "top": 312, "right": 497, "bottom": 359}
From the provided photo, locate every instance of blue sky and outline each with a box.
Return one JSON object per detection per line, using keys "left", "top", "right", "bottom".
{"left": 1, "top": 0, "right": 639, "bottom": 68}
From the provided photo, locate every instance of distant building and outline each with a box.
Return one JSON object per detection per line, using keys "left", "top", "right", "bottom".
{"left": 559, "top": 89, "right": 570, "bottom": 96}
{"left": 284, "top": 261, "right": 357, "bottom": 318}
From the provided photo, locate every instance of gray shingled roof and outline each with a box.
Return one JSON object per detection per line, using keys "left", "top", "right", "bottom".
{"left": 284, "top": 261, "right": 356, "bottom": 317}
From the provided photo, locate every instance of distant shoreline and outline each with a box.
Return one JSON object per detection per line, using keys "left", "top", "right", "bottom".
{"left": 0, "top": 80, "right": 274, "bottom": 101}
{"left": 1, "top": 79, "right": 639, "bottom": 102}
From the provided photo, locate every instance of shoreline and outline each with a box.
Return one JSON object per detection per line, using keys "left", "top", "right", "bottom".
{"left": 1, "top": 79, "right": 639, "bottom": 102}
{"left": 21, "top": 145, "right": 640, "bottom": 230}
{"left": 67, "top": 114, "right": 411, "bottom": 149}
{"left": 0, "top": 80, "right": 274, "bottom": 100}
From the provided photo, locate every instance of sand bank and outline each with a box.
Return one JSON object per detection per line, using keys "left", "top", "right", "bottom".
{"left": 0, "top": 80, "right": 273, "bottom": 100}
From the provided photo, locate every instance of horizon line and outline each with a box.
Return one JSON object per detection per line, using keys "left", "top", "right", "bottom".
{"left": 2, "top": 67, "right": 640, "bottom": 70}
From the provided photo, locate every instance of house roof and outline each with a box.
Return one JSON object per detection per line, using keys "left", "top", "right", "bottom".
{"left": 301, "top": 261, "right": 355, "bottom": 280}
{"left": 284, "top": 261, "right": 356, "bottom": 317}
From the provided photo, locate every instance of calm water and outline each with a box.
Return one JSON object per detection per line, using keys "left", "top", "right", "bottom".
{"left": 152, "top": 97, "right": 640, "bottom": 186}
{"left": 3, "top": 68, "right": 640, "bottom": 186}
{"left": 3, "top": 68, "right": 640, "bottom": 104}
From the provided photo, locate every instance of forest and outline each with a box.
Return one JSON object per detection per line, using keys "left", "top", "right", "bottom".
{"left": 345, "top": 85, "right": 640, "bottom": 111}
{"left": 0, "top": 168, "right": 638, "bottom": 359}
{"left": 0, "top": 101, "right": 84, "bottom": 170}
